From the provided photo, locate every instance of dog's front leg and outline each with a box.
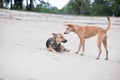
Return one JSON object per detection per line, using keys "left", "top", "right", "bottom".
{"left": 48, "top": 46, "right": 56, "bottom": 52}
{"left": 60, "top": 45, "right": 70, "bottom": 53}
{"left": 80, "top": 37, "right": 85, "bottom": 56}
{"left": 75, "top": 38, "right": 82, "bottom": 54}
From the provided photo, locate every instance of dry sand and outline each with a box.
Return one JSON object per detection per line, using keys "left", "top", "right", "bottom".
{"left": 0, "top": 9, "right": 120, "bottom": 80}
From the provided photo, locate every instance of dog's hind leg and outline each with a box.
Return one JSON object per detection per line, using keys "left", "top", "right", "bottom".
{"left": 103, "top": 35, "right": 108, "bottom": 60}
{"left": 96, "top": 34, "right": 103, "bottom": 60}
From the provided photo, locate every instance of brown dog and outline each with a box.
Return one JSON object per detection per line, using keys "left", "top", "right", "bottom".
{"left": 64, "top": 17, "right": 110, "bottom": 60}
{"left": 46, "top": 33, "right": 70, "bottom": 53}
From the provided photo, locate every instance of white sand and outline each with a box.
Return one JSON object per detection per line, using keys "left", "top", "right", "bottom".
{"left": 0, "top": 9, "right": 120, "bottom": 80}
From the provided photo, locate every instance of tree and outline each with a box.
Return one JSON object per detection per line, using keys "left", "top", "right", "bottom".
{"left": 0, "top": 0, "right": 3, "bottom": 8}
{"left": 63, "top": 0, "right": 90, "bottom": 15}
{"left": 91, "top": 0, "right": 113, "bottom": 16}
{"left": 26, "top": 0, "right": 28, "bottom": 10}
{"left": 26, "top": 0, "right": 34, "bottom": 11}
{"left": 3, "top": 0, "right": 23, "bottom": 9}
{"left": 49, "top": 7, "right": 59, "bottom": 13}
{"left": 29, "top": 0, "right": 33, "bottom": 10}
{"left": 13, "top": 0, "right": 23, "bottom": 9}
{"left": 111, "top": 0, "right": 120, "bottom": 17}
{"left": 34, "top": 0, "right": 51, "bottom": 12}
{"left": 10, "top": 0, "right": 12, "bottom": 9}
{"left": 3, "top": 0, "right": 10, "bottom": 8}
{"left": 90, "top": 0, "right": 120, "bottom": 16}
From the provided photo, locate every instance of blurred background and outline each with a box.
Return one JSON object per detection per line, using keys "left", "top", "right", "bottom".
{"left": 0, "top": 0, "right": 120, "bottom": 17}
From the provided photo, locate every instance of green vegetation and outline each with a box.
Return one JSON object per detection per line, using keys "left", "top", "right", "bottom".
{"left": 0, "top": 0, "right": 120, "bottom": 17}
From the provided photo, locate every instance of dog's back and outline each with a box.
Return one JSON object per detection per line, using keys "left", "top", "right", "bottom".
{"left": 46, "top": 38, "right": 53, "bottom": 48}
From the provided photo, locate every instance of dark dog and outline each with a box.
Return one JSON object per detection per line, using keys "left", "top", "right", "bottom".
{"left": 46, "top": 33, "right": 70, "bottom": 52}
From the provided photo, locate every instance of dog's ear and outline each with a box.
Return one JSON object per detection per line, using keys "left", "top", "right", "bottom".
{"left": 52, "top": 33, "right": 57, "bottom": 38}
{"left": 65, "top": 24, "right": 73, "bottom": 28}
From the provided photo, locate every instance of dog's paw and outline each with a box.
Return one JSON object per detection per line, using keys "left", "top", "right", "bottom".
{"left": 96, "top": 57, "right": 99, "bottom": 60}
{"left": 105, "top": 58, "right": 108, "bottom": 60}
{"left": 59, "top": 51, "right": 63, "bottom": 53}
{"left": 80, "top": 54, "right": 84, "bottom": 56}
{"left": 65, "top": 49, "right": 70, "bottom": 52}
{"left": 75, "top": 52, "right": 79, "bottom": 54}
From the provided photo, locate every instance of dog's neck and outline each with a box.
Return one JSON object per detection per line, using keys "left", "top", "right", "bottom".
{"left": 53, "top": 38, "right": 60, "bottom": 45}
{"left": 73, "top": 25, "right": 82, "bottom": 37}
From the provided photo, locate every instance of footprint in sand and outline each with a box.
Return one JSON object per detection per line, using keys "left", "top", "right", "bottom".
{"left": 15, "top": 43, "right": 24, "bottom": 46}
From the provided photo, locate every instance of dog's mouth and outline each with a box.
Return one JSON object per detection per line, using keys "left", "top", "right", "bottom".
{"left": 62, "top": 39, "right": 67, "bottom": 43}
{"left": 64, "top": 32, "right": 69, "bottom": 34}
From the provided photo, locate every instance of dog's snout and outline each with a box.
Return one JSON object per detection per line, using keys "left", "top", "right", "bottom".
{"left": 62, "top": 39, "right": 67, "bottom": 43}
{"left": 64, "top": 39, "right": 67, "bottom": 42}
{"left": 64, "top": 32, "right": 68, "bottom": 34}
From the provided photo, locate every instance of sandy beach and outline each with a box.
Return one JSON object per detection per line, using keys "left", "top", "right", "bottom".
{"left": 0, "top": 9, "right": 120, "bottom": 80}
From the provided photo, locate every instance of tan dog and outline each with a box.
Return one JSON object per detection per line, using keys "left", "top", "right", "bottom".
{"left": 64, "top": 17, "right": 110, "bottom": 60}
{"left": 46, "top": 33, "right": 70, "bottom": 53}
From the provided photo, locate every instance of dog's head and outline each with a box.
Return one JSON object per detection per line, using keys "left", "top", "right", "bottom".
{"left": 64, "top": 24, "right": 74, "bottom": 34}
{"left": 52, "top": 33, "right": 67, "bottom": 44}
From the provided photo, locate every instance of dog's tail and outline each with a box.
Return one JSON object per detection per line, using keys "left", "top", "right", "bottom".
{"left": 105, "top": 16, "right": 111, "bottom": 32}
